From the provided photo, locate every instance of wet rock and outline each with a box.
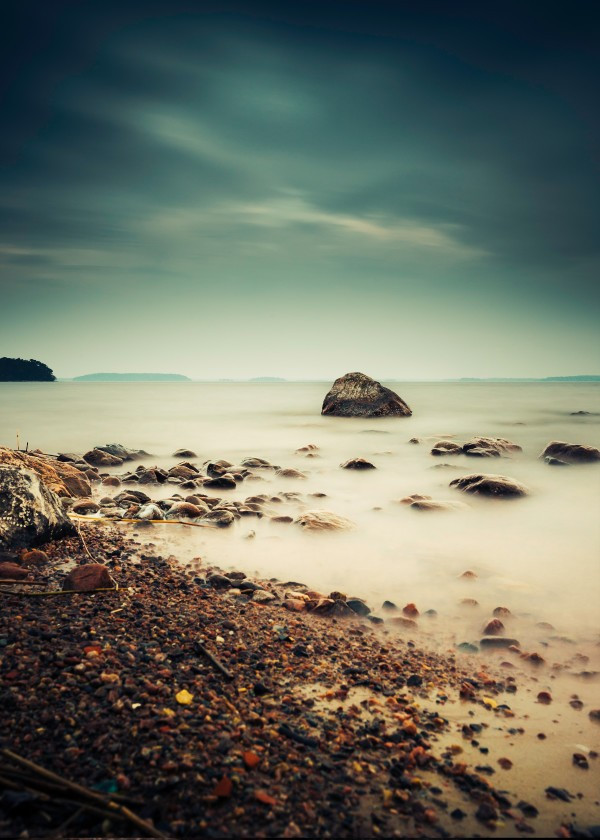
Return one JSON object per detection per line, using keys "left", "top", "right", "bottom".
{"left": 295, "top": 444, "right": 318, "bottom": 453}
{"left": 294, "top": 510, "right": 355, "bottom": 531}
{"left": 70, "top": 499, "right": 100, "bottom": 517}
{"left": 241, "top": 457, "right": 278, "bottom": 469}
{"left": 96, "top": 443, "right": 149, "bottom": 461}
{"left": 101, "top": 476, "right": 121, "bottom": 487}
{"left": 204, "top": 476, "right": 237, "bottom": 489}
{"left": 347, "top": 599, "right": 371, "bottom": 616}
{"left": 321, "top": 372, "right": 412, "bottom": 418}
{"left": 173, "top": 449, "right": 197, "bottom": 458}
{"left": 0, "top": 465, "right": 76, "bottom": 549}
{"left": 0, "top": 562, "right": 29, "bottom": 579}
{"left": 166, "top": 502, "right": 208, "bottom": 519}
{"left": 253, "top": 590, "right": 276, "bottom": 604}
{"left": 382, "top": 600, "right": 397, "bottom": 612}
{"left": 537, "top": 691, "right": 552, "bottom": 704}
{"left": 431, "top": 441, "right": 462, "bottom": 456}
{"left": 63, "top": 564, "right": 116, "bottom": 591}
{"left": 271, "top": 515, "right": 293, "bottom": 523}
{"left": 207, "top": 573, "right": 232, "bottom": 589}
{"left": 403, "top": 603, "right": 419, "bottom": 617}
{"left": 544, "top": 456, "right": 570, "bottom": 466}
{"left": 340, "top": 458, "right": 376, "bottom": 470}
{"left": 284, "top": 598, "right": 306, "bottom": 612}
{"left": 83, "top": 448, "right": 124, "bottom": 467}
{"left": 483, "top": 618, "right": 505, "bottom": 635}
{"left": 589, "top": 709, "right": 600, "bottom": 723}
{"left": 389, "top": 616, "right": 418, "bottom": 629}
{"left": 460, "top": 570, "right": 477, "bottom": 579}
{"left": 480, "top": 637, "right": 520, "bottom": 649}
{"left": 463, "top": 437, "right": 522, "bottom": 457}
{"left": 168, "top": 465, "right": 199, "bottom": 479}
{"left": 203, "top": 509, "right": 235, "bottom": 527}
{"left": 450, "top": 473, "right": 529, "bottom": 498}
{"left": 410, "top": 499, "right": 468, "bottom": 511}
{"left": 457, "top": 642, "right": 479, "bottom": 654}
{"left": 540, "top": 441, "right": 600, "bottom": 463}
{"left": 275, "top": 468, "right": 307, "bottom": 479}
{"left": 135, "top": 504, "right": 164, "bottom": 521}
{"left": 399, "top": 494, "right": 432, "bottom": 504}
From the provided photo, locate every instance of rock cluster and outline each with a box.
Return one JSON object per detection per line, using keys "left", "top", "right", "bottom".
{"left": 0, "top": 447, "right": 91, "bottom": 497}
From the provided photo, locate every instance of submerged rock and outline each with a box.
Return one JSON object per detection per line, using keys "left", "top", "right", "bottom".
{"left": 172, "top": 448, "right": 197, "bottom": 458}
{"left": 410, "top": 499, "right": 469, "bottom": 511}
{"left": 0, "top": 465, "right": 76, "bottom": 550}
{"left": 321, "top": 372, "right": 412, "bottom": 418}
{"left": 295, "top": 510, "right": 355, "bottom": 531}
{"left": 540, "top": 441, "right": 600, "bottom": 464}
{"left": 340, "top": 458, "right": 376, "bottom": 470}
{"left": 450, "top": 473, "right": 529, "bottom": 498}
{"left": 275, "top": 468, "right": 307, "bottom": 479}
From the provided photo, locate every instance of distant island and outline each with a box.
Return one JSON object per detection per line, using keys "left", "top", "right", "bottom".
{"left": 458, "top": 375, "right": 600, "bottom": 382}
{"left": 72, "top": 373, "right": 191, "bottom": 382}
{"left": 0, "top": 357, "right": 56, "bottom": 381}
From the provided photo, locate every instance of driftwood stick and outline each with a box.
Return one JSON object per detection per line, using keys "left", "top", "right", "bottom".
{"left": 0, "top": 766, "right": 143, "bottom": 806}
{"left": 195, "top": 640, "right": 233, "bottom": 680}
{"left": 0, "top": 579, "right": 49, "bottom": 586}
{"left": 0, "top": 586, "right": 119, "bottom": 596}
{"left": 0, "top": 749, "right": 167, "bottom": 839}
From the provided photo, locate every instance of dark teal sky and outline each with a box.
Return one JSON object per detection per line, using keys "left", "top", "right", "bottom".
{"left": 1, "top": 1, "right": 599, "bottom": 379}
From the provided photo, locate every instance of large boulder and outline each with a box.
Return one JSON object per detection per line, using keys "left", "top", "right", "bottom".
{"left": 321, "top": 372, "right": 411, "bottom": 418}
{"left": 540, "top": 441, "right": 600, "bottom": 464}
{"left": 450, "top": 473, "right": 529, "bottom": 498}
{"left": 0, "top": 465, "right": 76, "bottom": 550}
{"left": 0, "top": 447, "right": 91, "bottom": 497}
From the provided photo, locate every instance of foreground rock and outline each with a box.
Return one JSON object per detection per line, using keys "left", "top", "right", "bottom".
{"left": 321, "top": 372, "right": 412, "bottom": 417}
{"left": 295, "top": 510, "right": 355, "bottom": 531}
{"left": 450, "top": 473, "right": 529, "bottom": 498}
{"left": 0, "top": 447, "right": 91, "bottom": 497}
{"left": 62, "top": 563, "right": 116, "bottom": 591}
{"left": 0, "top": 465, "right": 76, "bottom": 549}
{"left": 540, "top": 441, "right": 600, "bottom": 464}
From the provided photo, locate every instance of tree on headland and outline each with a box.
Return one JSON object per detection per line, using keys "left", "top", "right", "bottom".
{"left": 0, "top": 357, "right": 56, "bottom": 381}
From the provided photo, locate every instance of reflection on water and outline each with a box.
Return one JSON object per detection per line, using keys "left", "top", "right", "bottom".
{"left": 1, "top": 381, "right": 599, "bottom": 640}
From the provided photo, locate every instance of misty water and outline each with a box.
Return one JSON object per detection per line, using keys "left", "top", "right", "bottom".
{"left": 1, "top": 381, "right": 599, "bottom": 651}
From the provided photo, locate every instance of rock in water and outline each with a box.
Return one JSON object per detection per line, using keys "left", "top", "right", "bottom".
{"left": 321, "top": 372, "right": 411, "bottom": 418}
{"left": 295, "top": 510, "right": 355, "bottom": 531}
{"left": 0, "top": 465, "right": 76, "bottom": 549}
{"left": 96, "top": 443, "right": 149, "bottom": 461}
{"left": 540, "top": 441, "right": 600, "bottom": 464}
{"left": 462, "top": 437, "right": 522, "bottom": 457}
{"left": 450, "top": 473, "right": 529, "bottom": 498}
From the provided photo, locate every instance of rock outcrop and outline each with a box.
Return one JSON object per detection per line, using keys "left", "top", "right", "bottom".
{"left": 0, "top": 465, "right": 76, "bottom": 549}
{"left": 449, "top": 473, "right": 529, "bottom": 498}
{"left": 540, "top": 441, "right": 600, "bottom": 464}
{"left": 0, "top": 448, "right": 91, "bottom": 497}
{"left": 321, "top": 372, "right": 411, "bottom": 418}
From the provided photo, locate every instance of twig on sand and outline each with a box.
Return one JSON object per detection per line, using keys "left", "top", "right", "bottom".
{"left": 195, "top": 640, "right": 234, "bottom": 680}
{"left": 0, "top": 749, "right": 167, "bottom": 839}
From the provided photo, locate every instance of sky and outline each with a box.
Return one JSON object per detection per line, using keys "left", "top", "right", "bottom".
{"left": 1, "top": 0, "right": 599, "bottom": 380}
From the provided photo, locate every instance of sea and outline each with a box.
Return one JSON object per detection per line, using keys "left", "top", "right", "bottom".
{"left": 1, "top": 380, "right": 599, "bottom": 649}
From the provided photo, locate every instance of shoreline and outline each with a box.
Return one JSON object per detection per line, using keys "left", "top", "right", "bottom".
{"left": 1, "top": 520, "right": 599, "bottom": 838}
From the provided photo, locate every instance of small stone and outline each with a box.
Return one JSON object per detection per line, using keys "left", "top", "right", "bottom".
{"left": 253, "top": 590, "right": 276, "bottom": 604}
{"left": 63, "top": 564, "right": 116, "bottom": 592}
{"left": 483, "top": 618, "right": 505, "bottom": 635}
